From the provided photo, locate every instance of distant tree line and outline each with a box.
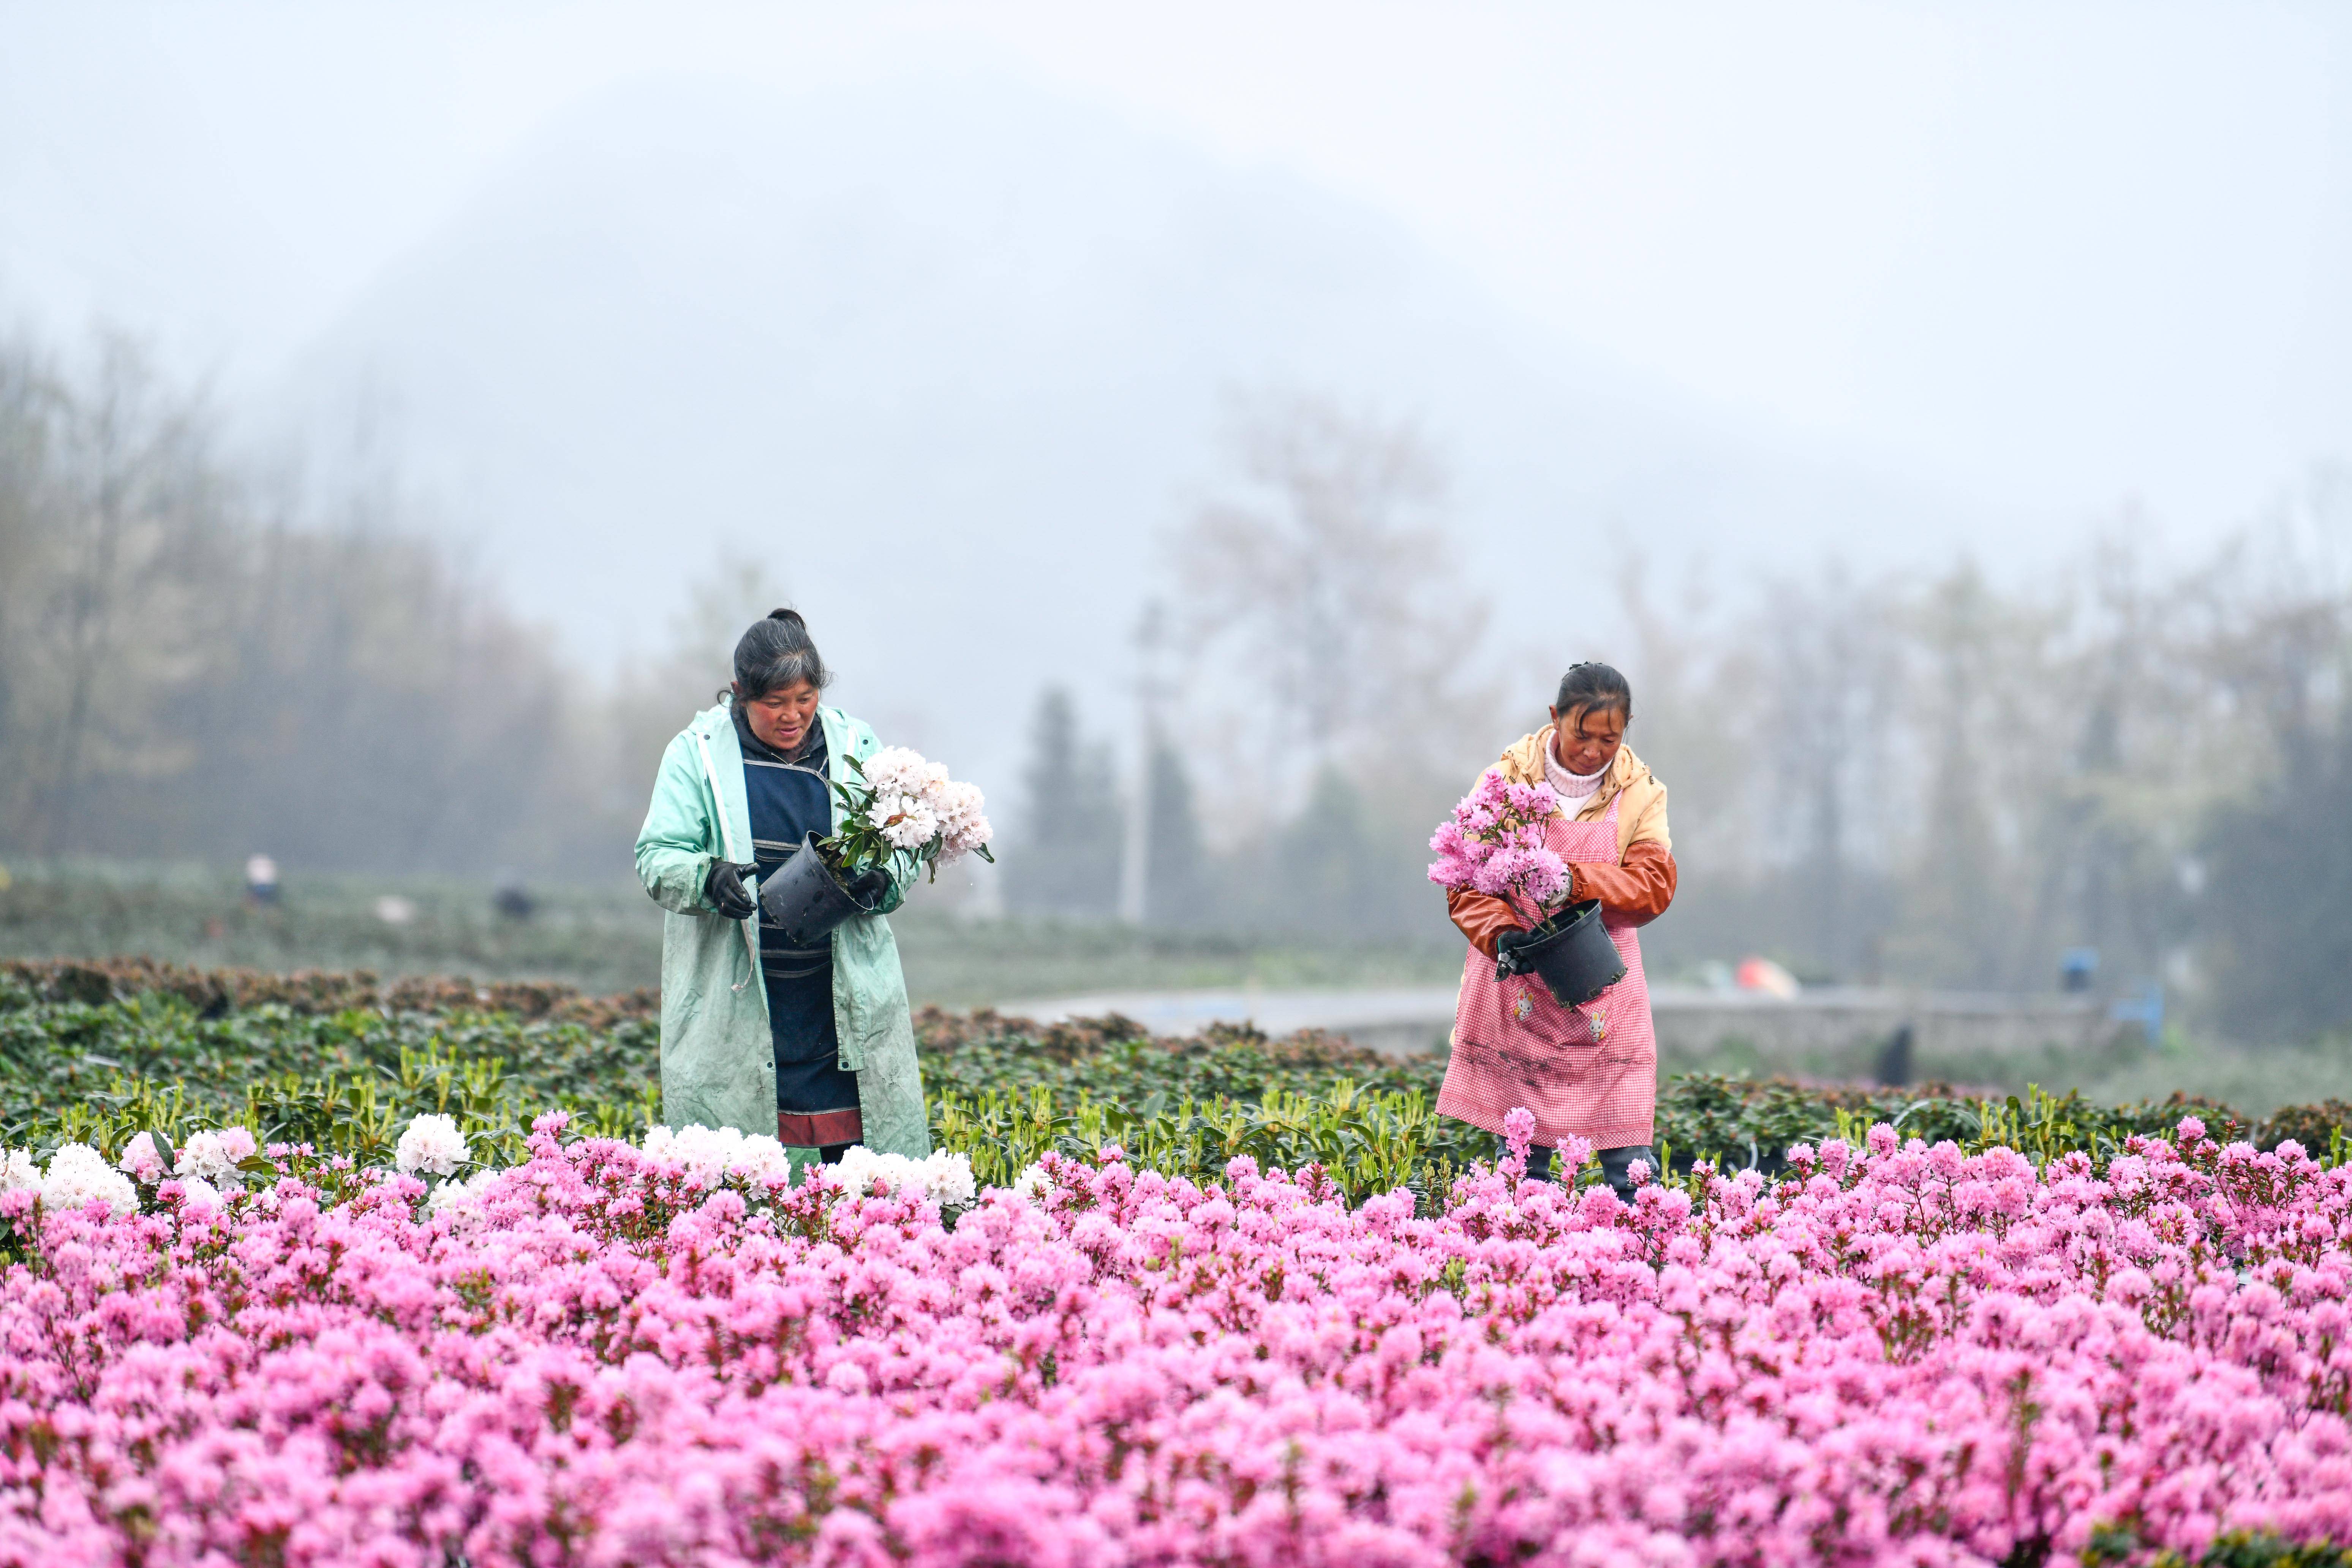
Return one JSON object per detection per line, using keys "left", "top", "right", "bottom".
{"left": 6, "top": 332, "right": 2351, "bottom": 1043}
{"left": 0, "top": 332, "right": 627, "bottom": 876}
{"left": 1606, "top": 505, "right": 2352, "bottom": 1045}
{"left": 1002, "top": 394, "right": 2352, "bottom": 1045}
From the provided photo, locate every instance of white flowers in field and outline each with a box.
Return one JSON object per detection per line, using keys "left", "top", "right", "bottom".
{"left": 630, "top": 1127, "right": 971, "bottom": 1206}
{"left": 639, "top": 1123, "right": 796, "bottom": 1184}
{"left": 426, "top": 1168, "right": 501, "bottom": 1220}
{"left": 395, "top": 1114, "right": 468, "bottom": 1178}
{"left": 0, "top": 1129, "right": 254, "bottom": 1217}
{"left": 39, "top": 1143, "right": 140, "bottom": 1216}
{"left": 176, "top": 1127, "right": 257, "bottom": 1185}
{"left": 3, "top": 1115, "right": 985, "bottom": 1230}
{"left": 832, "top": 1147, "right": 977, "bottom": 1208}
{"left": 1010, "top": 1162, "right": 1053, "bottom": 1205}
{"left": 856, "top": 746, "right": 992, "bottom": 867}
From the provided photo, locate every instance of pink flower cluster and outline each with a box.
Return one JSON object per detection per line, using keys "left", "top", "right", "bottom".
{"left": 1429, "top": 768, "right": 1569, "bottom": 912}
{"left": 3, "top": 1113, "right": 2350, "bottom": 1566}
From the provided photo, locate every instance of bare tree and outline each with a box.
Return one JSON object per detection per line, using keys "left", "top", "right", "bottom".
{"left": 0, "top": 339, "right": 58, "bottom": 838}
{"left": 0, "top": 327, "right": 604, "bottom": 876}
{"left": 1750, "top": 566, "right": 1906, "bottom": 980}
{"left": 0, "top": 335, "right": 227, "bottom": 854}
{"left": 1169, "top": 394, "right": 1489, "bottom": 805}
{"left": 607, "top": 555, "right": 794, "bottom": 804}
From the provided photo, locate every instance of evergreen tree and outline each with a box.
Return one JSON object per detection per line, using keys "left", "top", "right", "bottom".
{"left": 1141, "top": 735, "right": 1214, "bottom": 927}
{"left": 1004, "top": 686, "right": 1122, "bottom": 917}
{"left": 1273, "top": 766, "right": 1420, "bottom": 941}
{"left": 2203, "top": 723, "right": 2352, "bottom": 1041}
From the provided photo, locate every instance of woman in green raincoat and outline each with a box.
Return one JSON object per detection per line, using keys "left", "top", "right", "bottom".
{"left": 634, "top": 609, "right": 929, "bottom": 1166}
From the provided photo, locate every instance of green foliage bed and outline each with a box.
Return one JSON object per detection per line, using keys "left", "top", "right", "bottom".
{"left": 3, "top": 958, "right": 2343, "bottom": 1204}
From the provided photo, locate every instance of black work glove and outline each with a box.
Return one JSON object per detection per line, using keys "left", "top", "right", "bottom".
{"left": 704, "top": 859, "right": 759, "bottom": 920}
{"left": 846, "top": 865, "right": 891, "bottom": 911}
{"left": 1494, "top": 927, "right": 1538, "bottom": 981}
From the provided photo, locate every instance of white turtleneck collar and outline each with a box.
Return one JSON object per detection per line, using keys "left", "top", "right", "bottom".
{"left": 1543, "top": 736, "right": 1608, "bottom": 811}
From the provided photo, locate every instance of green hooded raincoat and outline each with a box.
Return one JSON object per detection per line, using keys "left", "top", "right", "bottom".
{"left": 633, "top": 699, "right": 929, "bottom": 1163}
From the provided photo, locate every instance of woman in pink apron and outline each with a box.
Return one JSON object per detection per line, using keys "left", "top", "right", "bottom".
{"left": 1435, "top": 662, "right": 1678, "bottom": 1200}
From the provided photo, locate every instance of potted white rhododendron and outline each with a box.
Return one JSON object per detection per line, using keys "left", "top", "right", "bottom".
{"left": 759, "top": 746, "right": 991, "bottom": 944}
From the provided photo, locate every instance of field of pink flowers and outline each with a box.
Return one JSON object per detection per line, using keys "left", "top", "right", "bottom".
{"left": 2, "top": 1111, "right": 2349, "bottom": 1567}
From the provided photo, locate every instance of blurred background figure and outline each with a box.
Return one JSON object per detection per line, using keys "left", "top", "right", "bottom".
{"left": 493, "top": 874, "right": 536, "bottom": 923}
{"left": 2061, "top": 948, "right": 2100, "bottom": 994}
{"left": 242, "top": 855, "right": 279, "bottom": 908}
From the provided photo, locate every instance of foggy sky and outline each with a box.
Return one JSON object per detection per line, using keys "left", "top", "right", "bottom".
{"left": 1, "top": 0, "right": 2345, "bottom": 541}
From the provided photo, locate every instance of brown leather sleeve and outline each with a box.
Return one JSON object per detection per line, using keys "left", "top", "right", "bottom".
{"left": 1568, "top": 840, "right": 1678, "bottom": 925}
{"left": 1446, "top": 886, "right": 1524, "bottom": 959}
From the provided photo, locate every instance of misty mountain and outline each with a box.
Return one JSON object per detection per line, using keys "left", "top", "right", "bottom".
{"left": 278, "top": 71, "right": 1969, "bottom": 794}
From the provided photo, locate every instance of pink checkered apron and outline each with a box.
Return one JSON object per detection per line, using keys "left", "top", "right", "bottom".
{"left": 1436, "top": 792, "right": 1658, "bottom": 1151}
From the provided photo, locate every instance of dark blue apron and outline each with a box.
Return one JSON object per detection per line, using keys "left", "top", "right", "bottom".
{"left": 742, "top": 744, "right": 863, "bottom": 1147}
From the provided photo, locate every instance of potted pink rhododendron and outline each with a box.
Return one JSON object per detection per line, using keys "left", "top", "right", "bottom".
{"left": 1428, "top": 768, "right": 1625, "bottom": 1004}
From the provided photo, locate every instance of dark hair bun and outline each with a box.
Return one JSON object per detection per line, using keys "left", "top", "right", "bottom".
{"left": 733, "top": 608, "right": 830, "bottom": 697}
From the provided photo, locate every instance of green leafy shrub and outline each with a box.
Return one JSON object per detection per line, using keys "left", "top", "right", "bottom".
{"left": 5, "top": 962, "right": 2348, "bottom": 1196}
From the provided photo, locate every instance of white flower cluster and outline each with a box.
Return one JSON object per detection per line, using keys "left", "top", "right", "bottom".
{"left": 859, "top": 746, "right": 946, "bottom": 798}
{"left": 639, "top": 1124, "right": 795, "bottom": 1184}
{"left": 37, "top": 1143, "right": 140, "bottom": 1216}
{"left": 858, "top": 747, "right": 991, "bottom": 865}
{"left": 425, "top": 1167, "right": 502, "bottom": 1220}
{"left": 831, "top": 1147, "right": 977, "bottom": 1208}
{"left": 0, "top": 1126, "right": 266, "bottom": 1219}
{"left": 868, "top": 789, "right": 941, "bottom": 851}
{"left": 165, "top": 1127, "right": 258, "bottom": 1208}
{"left": 395, "top": 1114, "right": 468, "bottom": 1178}
{"left": 929, "top": 780, "right": 991, "bottom": 865}
{"left": 1009, "top": 1162, "right": 1054, "bottom": 1205}
{"left": 629, "top": 1126, "right": 975, "bottom": 1206}
{"left": 176, "top": 1126, "right": 257, "bottom": 1185}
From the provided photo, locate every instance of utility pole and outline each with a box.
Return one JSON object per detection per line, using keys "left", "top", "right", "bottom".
{"left": 1118, "top": 600, "right": 1170, "bottom": 925}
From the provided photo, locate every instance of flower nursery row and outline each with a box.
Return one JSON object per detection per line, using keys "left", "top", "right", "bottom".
{"left": 6, "top": 962, "right": 2345, "bottom": 1200}
{"left": 3, "top": 1099, "right": 2352, "bottom": 1566}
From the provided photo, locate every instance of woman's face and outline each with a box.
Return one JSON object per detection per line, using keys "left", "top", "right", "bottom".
{"left": 736, "top": 678, "right": 821, "bottom": 753}
{"left": 1548, "top": 702, "right": 1626, "bottom": 777}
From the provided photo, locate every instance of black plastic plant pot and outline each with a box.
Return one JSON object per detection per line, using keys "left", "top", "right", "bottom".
{"left": 756, "top": 833, "right": 874, "bottom": 947}
{"left": 1513, "top": 899, "right": 1626, "bottom": 1007}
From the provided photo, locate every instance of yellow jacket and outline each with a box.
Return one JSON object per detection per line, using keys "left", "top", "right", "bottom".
{"left": 1496, "top": 729, "right": 1671, "bottom": 860}
{"left": 1448, "top": 730, "right": 1677, "bottom": 955}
